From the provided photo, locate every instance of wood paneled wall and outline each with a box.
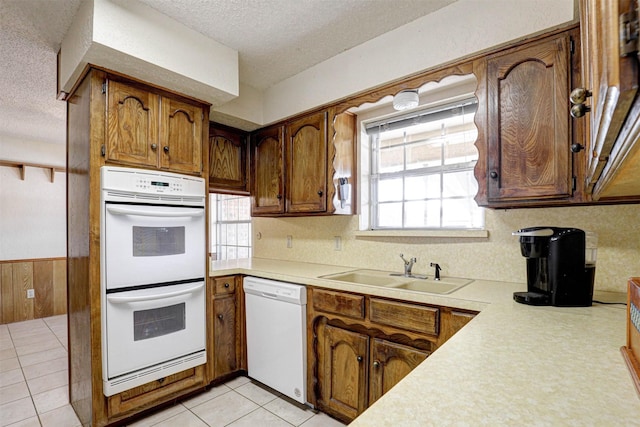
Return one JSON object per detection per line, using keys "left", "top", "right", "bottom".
{"left": 0, "top": 258, "right": 66, "bottom": 324}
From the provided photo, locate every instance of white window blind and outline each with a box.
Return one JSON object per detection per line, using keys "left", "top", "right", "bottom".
{"left": 366, "top": 99, "right": 483, "bottom": 229}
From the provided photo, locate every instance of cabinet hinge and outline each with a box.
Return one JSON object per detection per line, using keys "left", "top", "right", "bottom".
{"left": 102, "top": 82, "right": 107, "bottom": 94}
{"left": 620, "top": 6, "right": 640, "bottom": 57}
{"left": 101, "top": 145, "right": 106, "bottom": 157}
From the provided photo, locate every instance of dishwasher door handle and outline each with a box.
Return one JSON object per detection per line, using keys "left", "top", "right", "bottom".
{"left": 260, "top": 292, "right": 279, "bottom": 299}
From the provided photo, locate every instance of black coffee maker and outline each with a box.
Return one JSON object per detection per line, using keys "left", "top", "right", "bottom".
{"left": 512, "top": 227, "right": 595, "bottom": 307}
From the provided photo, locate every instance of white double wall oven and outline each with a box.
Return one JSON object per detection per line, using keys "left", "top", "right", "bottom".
{"left": 100, "top": 166, "right": 207, "bottom": 396}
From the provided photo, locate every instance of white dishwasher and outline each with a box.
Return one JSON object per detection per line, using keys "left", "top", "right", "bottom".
{"left": 243, "top": 276, "right": 307, "bottom": 404}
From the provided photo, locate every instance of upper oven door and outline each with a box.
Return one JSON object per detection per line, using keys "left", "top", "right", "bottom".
{"left": 104, "top": 203, "right": 205, "bottom": 289}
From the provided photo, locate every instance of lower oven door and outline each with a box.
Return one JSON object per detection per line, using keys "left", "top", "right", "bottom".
{"left": 104, "top": 281, "right": 206, "bottom": 381}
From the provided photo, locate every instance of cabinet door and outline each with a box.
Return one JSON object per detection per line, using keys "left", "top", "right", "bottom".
{"left": 106, "top": 80, "right": 159, "bottom": 167}
{"left": 213, "top": 294, "right": 237, "bottom": 378}
{"left": 286, "top": 111, "right": 328, "bottom": 213}
{"left": 209, "top": 124, "right": 248, "bottom": 193}
{"left": 320, "top": 324, "right": 368, "bottom": 421}
{"left": 581, "top": 0, "right": 639, "bottom": 198}
{"left": 369, "top": 339, "right": 429, "bottom": 404}
{"left": 251, "top": 126, "right": 285, "bottom": 215}
{"left": 159, "top": 97, "right": 203, "bottom": 174}
{"left": 486, "top": 33, "right": 572, "bottom": 202}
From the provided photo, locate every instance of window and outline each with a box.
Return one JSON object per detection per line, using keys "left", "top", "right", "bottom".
{"left": 366, "top": 99, "right": 483, "bottom": 229}
{"left": 209, "top": 194, "right": 252, "bottom": 260}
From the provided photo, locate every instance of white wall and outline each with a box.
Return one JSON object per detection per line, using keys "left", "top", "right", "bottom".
{"left": 0, "top": 166, "right": 66, "bottom": 260}
{"left": 0, "top": 139, "right": 66, "bottom": 260}
{"left": 215, "top": 0, "right": 576, "bottom": 126}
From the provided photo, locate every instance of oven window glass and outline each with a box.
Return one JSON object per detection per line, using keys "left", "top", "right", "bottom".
{"left": 132, "top": 226, "right": 185, "bottom": 256}
{"left": 133, "top": 303, "right": 186, "bottom": 341}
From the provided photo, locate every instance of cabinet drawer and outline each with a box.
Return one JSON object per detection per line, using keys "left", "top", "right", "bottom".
{"left": 370, "top": 298, "right": 439, "bottom": 335}
{"left": 213, "top": 276, "right": 236, "bottom": 295}
{"left": 107, "top": 365, "right": 205, "bottom": 418}
{"left": 312, "top": 289, "right": 365, "bottom": 319}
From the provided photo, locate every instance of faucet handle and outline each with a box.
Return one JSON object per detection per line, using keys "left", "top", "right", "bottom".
{"left": 400, "top": 254, "right": 417, "bottom": 265}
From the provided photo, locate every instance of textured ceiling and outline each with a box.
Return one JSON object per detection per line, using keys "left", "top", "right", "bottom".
{"left": 0, "top": 0, "right": 456, "bottom": 146}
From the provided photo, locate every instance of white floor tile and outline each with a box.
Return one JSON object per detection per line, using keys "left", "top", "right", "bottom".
{"left": 228, "top": 407, "right": 292, "bottom": 427}
{"left": 0, "top": 357, "right": 20, "bottom": 373}
{"left": 235, "top": 381, "right": 279, "bottom": 406}
{"left": 0, "top": 396, "right": 37, "bottom": 427}
{"left": 32, "top": 384, "right": 69, "bottom": 414}
{"left": 4, "top": 416, "right": 41, "bottom": 427}
{"left": 15, "top": 339, "right": 64, "bottom": 357}
{"left": 0, "top": 348, "right": 17, "bottom": 361}
{"left": 39, "top": 404, "right": 82, "bottom": 427}
{"left": 0, "top": 381, "right": 30, "bottom": 405}
{"left": 22, "top": 356, "right": 67, "bottom": 380}
{"left": 190, "top": 390, "right": 259, "bottom": 427}
{"left": 18, "top": 346, "right": 67, "bottom": 367}
{"left": 126, "top": 403, "right": 187, "bottom": 426}
{"left": 153, "top": 410, "right": 209, "bottom": 427}
{"left": 263, "top": 397, "right": 315, "bottom": 426}
{"left": 27, "top": 369, "right": 68, "bottom": 395}
{"left": 223, "top": 375, "right": 251, "bottom": 389}
{"left": 181, "top": 383, "right": 231, "bottom": 409}
{"left": 299, "top": 412, "right": 346, "bottom": 427}
{"left": 0, "top": 368, "right": 25, "bottom": 388}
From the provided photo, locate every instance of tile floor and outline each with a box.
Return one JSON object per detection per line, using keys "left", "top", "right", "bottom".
{"left": 0, "top": 315, "right": 346, "bottom": 427}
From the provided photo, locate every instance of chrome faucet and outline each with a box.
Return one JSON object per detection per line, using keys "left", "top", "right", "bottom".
{"left": 399, "top": 254, "right": 417, "bottom": 277}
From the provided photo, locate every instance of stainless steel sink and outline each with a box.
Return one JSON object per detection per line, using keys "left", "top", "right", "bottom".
{"left": 319, "top": 269, "right": 472, "bottom": 294}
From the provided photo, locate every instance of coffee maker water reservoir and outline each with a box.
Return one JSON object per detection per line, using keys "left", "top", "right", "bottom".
{"left": 512, "top": 227, "right": 595, "bottom": 307}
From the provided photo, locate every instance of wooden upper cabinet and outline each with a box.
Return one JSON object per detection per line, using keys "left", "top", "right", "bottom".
{"left": 250, "top": 109, "right": 355, "bottom": 217}
{"left": 159, "top": 97, "right": 203, "bottom": 174}
{"left": 251, "top": 126, "right": 285, "bottom": 215}
{"left": 286, "top": 111, "right": 328, "bottom": 214}
{"left": 209, "top": 123, "right": 248, "bottom": 194}
{"left": 106, "top": 80, "right": 159, "bottom": 167}
{"left": 105, "top": 78, "right": 206, "bottom": 175}
{"left": 483, "top": 31, "right": 574, "bottom": 204}
{"left": 579, "top": 0, "right": 640, "bottom": 200}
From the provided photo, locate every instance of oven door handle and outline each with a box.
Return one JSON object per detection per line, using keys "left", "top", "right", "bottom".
{"left": 106, "top": 283, "right": 204, "bottom": 304}
{"left": 106, "top": 206, "right": 204, "bottom": 218}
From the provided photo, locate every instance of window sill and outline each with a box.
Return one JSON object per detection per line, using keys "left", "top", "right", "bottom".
{"left": 354, "top": 229, "right": 488, "bottom": 239}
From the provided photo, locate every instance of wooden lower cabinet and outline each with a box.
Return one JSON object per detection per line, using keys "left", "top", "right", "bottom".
{"left": 320, "top": 324, "right": 369, "bottom": 420}
{"left": 208, "top": 275, "right": 245, "bottom": 382}
{"left": 369, "top": 338, "right": 429, "bottom": 404}
{"left": 309, "top": 287, "right": 476, "bottom": 423}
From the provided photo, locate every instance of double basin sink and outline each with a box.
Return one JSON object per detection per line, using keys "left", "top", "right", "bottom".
{"left": 319, "top": 269, "right": 472, "bottom": 295}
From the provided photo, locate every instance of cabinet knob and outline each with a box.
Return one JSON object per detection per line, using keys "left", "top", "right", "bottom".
{"left": 489, "top": 171, "right": 498, "bottom": 180}
{"left": 569, "top": 88, "right": 592, "bottom": 105}
{"left": 224, "top": 283, "right": 230, "bottom": 288}
{"left": 571, "top": 143, "right": 585, "bottom": 153}
{"left": 356, "top": 355, "right": 363, "bottom": 362}
{"left": 276, "top": 194, "right": 282, "bottom": 200}
{"left": 151, "top": 143, "right": 157, "bottom": 150}
{"left": 570, "top": 103, "right": 591, "bottom": 118}
{"left": 317, "top": 190, "right": 323, "bottom": 197}
{"left": 217, "top": 314, "right": 223, "bottom": 320}
{"left": 373, "top": 360, "right": 381, "bottom": 368}
{"left": 163, "top": 146, "right": 169, "bottom": 153}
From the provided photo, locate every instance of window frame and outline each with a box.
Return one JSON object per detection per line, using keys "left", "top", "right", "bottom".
{"left": 365, "top": 97, "right": 483, "bottom": 231}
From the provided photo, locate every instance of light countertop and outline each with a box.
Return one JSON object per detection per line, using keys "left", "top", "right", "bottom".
{"left": 209, "top": 257, "right": 640, "bottom": 425}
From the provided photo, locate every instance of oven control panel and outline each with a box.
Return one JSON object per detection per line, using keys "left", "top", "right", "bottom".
{"left": 101, "top": 166, "right": 205, "bottom": 205}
